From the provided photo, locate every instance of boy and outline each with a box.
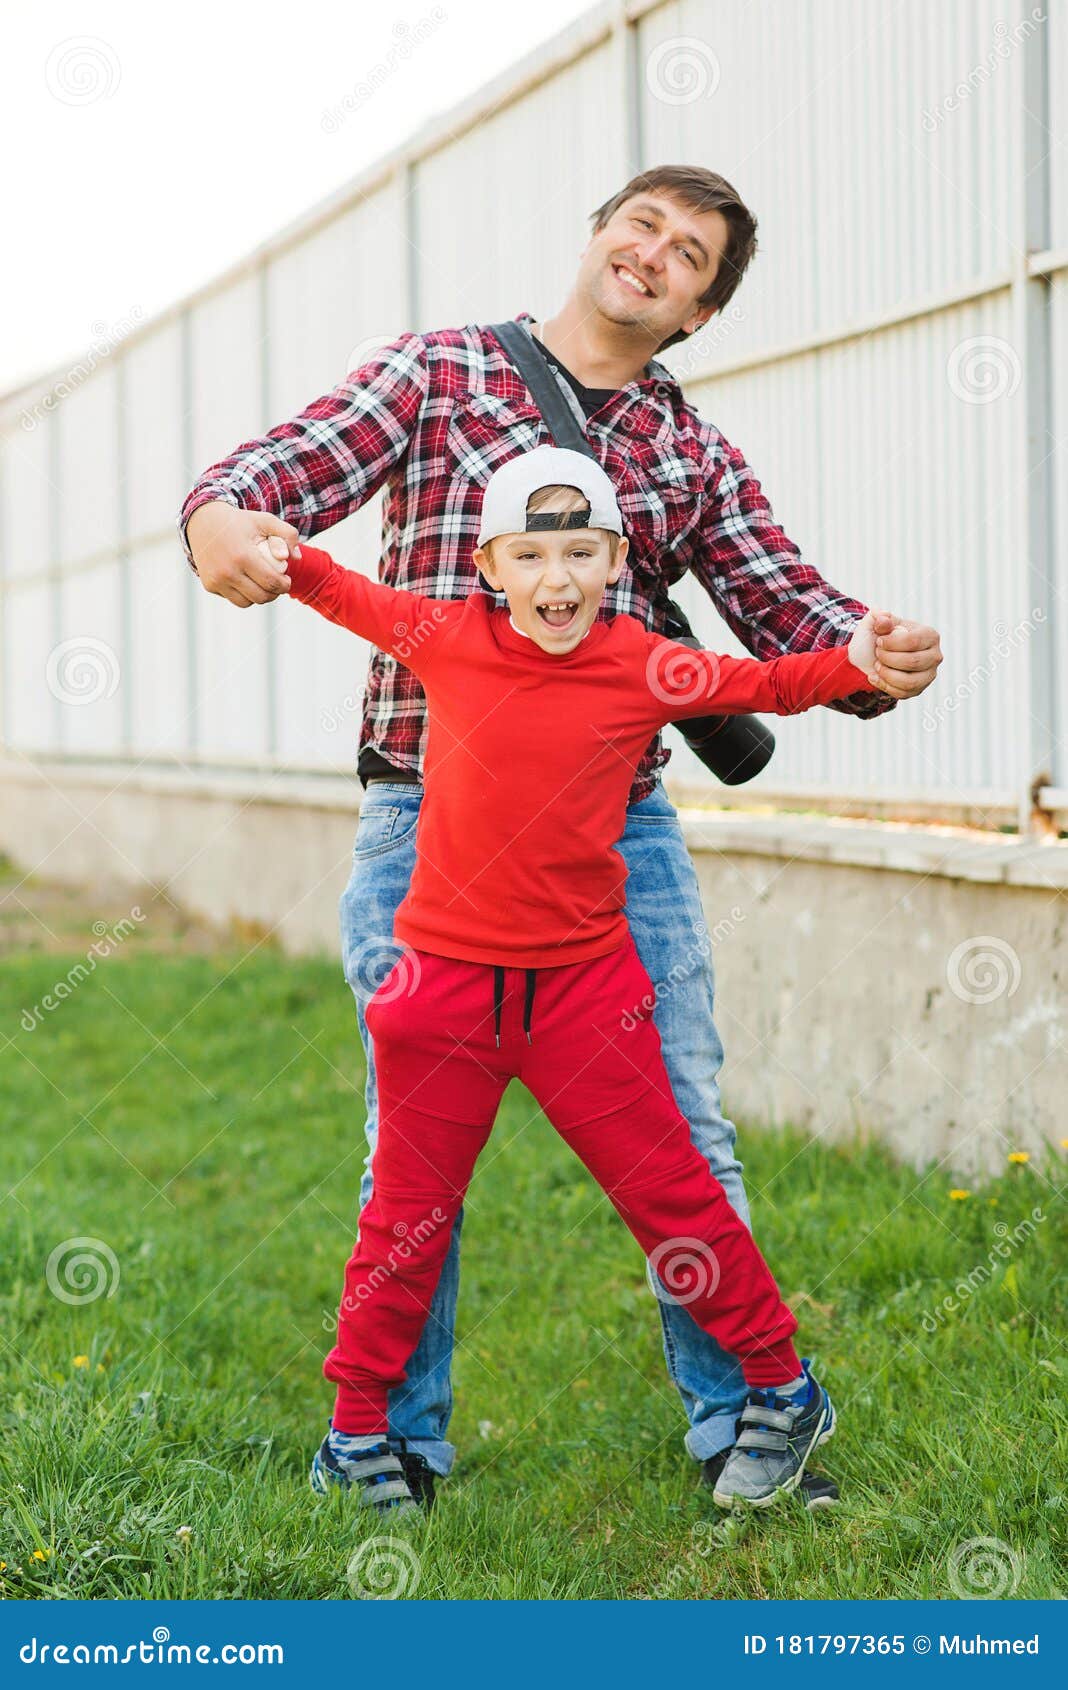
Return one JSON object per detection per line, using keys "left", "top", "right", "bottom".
{"left": 270, "top": 446, "right": 878, "bottom": 1516}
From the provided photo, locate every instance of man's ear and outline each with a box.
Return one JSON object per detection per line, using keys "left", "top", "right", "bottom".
{"left": 679, "top": 303, "right": 717, "bottom": 338}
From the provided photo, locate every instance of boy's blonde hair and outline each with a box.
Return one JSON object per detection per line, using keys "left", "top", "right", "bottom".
{"left": 483, "top": 482, "right": 621, "bottom": 564}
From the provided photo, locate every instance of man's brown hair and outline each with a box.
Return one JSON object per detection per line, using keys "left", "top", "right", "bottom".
{"left": 589, "top": 165, "right": 758, "bottom": 351}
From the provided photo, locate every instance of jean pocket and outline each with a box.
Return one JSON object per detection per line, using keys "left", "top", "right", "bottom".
{"left": 625, "top": 810, "right": 678, "bottom": 828}
{"left": 352, "top": 801, "right": 420, "bottom": 859}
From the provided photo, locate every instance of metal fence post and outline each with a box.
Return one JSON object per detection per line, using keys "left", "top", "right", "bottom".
{"left": 1015, "top": 7, "right": 1057, "bottom": 836}
{"left": 179, "top": 308, "right": 199, "bottom": 756}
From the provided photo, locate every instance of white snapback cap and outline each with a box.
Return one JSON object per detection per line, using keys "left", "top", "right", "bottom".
{"left": 476, "top": 445, "right": 624, "bottom": 547}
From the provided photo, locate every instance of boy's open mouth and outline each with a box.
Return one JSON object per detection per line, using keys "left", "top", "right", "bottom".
{"left": 536, "top": 600, "right": 580, "bottom": 631}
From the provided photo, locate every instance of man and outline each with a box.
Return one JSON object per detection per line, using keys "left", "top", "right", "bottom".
{"left": 180, "top": 164, "right": 943, "bottom": 1508}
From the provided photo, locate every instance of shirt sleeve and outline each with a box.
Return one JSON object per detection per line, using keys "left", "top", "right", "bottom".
{"left": 177, "top": 331, "right": 429, "bottom": 573}
{"left": 691, "top": 431, "right": 897, "bottom": 722}
{"left": 285, "top": 544, "right": 461, "bottom": 680}
{"left": 641, "top": 629, "right": 873, "bottom": 726}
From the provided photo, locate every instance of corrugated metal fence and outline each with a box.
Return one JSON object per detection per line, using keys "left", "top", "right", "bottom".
{"left": 1, "top": 0, "right": 1064, "bottom": 832}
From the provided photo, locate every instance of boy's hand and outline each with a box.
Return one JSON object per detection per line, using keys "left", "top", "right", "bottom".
{"left": 847, "top": 609, "right": 879, "bottom": 683}
{"left": 255, "top": 534, "right": 294, "bottom": 586}
{"left": 186, "top": 501, "right": 300, "bottom": 606}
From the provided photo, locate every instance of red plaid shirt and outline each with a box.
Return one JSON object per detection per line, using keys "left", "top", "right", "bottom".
{"left": 180, "top": 309, "right": 894, "bottom": 802}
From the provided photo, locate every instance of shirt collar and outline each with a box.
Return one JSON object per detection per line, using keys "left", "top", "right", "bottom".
{"left": 512, "top": 310, "right": 680, "bottom": 401}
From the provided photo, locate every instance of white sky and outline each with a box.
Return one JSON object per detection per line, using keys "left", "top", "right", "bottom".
{"left": 2, "top": 0, "right": 594, "bottom": 395}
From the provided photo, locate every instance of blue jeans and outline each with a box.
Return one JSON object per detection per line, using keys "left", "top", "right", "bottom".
{"left": 338, "top": 778, "right": 750, "bottom": 1474}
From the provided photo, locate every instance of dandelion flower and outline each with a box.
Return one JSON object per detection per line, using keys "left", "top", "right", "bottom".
{"left": 72, "top": 1355, "right": 89, "bottom": 1369}
{"left": 1007, "top": 1151, "right": 1030, "bottom": 1165}
{"left": 949, "top": 1189, "right": 970, "bottom": 1201}
{"left": 31, "top": 1549, "right": 49, "bottom": 1562}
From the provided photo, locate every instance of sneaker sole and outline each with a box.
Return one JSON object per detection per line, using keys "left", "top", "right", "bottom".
{"left": 800, "top": 1477, "right": 840, "bottom": 1510}
{"left": 712, "top": 1394, "right": 836, "bottom": 1510}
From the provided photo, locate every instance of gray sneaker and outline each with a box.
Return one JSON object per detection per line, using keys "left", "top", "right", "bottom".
{"left": 713, "top": 1359, "right": 836, "bottom": 1509}
{"left": 309, "top": 1429, "right": 423, "bottom": 1519}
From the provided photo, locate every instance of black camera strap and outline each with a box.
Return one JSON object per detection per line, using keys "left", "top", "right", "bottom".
{"left": 488, "top": 320, "right": 695, "bottom": 641}
{"left": 485, "top": 319, "right": 775, "bottom": 786}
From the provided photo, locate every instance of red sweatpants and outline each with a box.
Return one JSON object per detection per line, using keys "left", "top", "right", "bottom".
{"left": 324, "top": 932, "right": 800, "bottom": 1432}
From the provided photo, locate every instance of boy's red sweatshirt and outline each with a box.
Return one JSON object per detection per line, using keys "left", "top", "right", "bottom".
{"left": 287, "top": 545, "right": 872, "bottom": 969}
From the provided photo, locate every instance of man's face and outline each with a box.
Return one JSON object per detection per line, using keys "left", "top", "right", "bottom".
{"left": 578, "top": 192, "right": 729, "bottom": 345}
{"left": 474, "top": 522, "right": 628, "bottom": 654}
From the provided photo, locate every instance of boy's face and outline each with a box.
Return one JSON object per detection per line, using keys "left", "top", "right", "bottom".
{"left": 473, "top": 523, "right": 628, "bottom": 654}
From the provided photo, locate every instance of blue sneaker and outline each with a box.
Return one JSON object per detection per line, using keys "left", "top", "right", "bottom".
{"left": 712, "top": 1358, "right": 836, "bottom": 1509}
{"left": 309, "top": 1427, "right": 422, "bottom": 1518}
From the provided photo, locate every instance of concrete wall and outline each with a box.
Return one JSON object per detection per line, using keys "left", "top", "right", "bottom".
{"left": 685, "top": 817, "right": 1065, "bottom": 1179}
{"left": 4, "top": 753, "right": 1063, "bottom": 1178}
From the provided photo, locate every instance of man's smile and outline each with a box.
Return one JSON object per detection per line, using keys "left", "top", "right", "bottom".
{"left": 611, "top": 260, "right": 658, "bottom": 299}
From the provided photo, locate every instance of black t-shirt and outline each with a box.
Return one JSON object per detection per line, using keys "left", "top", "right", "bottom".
{"left": 357, "top": 334, "right": 623, "bottom": 786}
{"left": 527, "top": 329, "right": 619, "bottom": 419}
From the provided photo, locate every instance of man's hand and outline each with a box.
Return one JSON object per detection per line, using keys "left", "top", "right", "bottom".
{"left": 864, "top": 607, "right": 943, "bottom": 700}
{"left": 186, "top": 501, "right": 302, "bottom": 607}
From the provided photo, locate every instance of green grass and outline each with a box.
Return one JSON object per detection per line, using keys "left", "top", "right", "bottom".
{"left": 1, "top": 927, "right": 1065, "bottom": 1600}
